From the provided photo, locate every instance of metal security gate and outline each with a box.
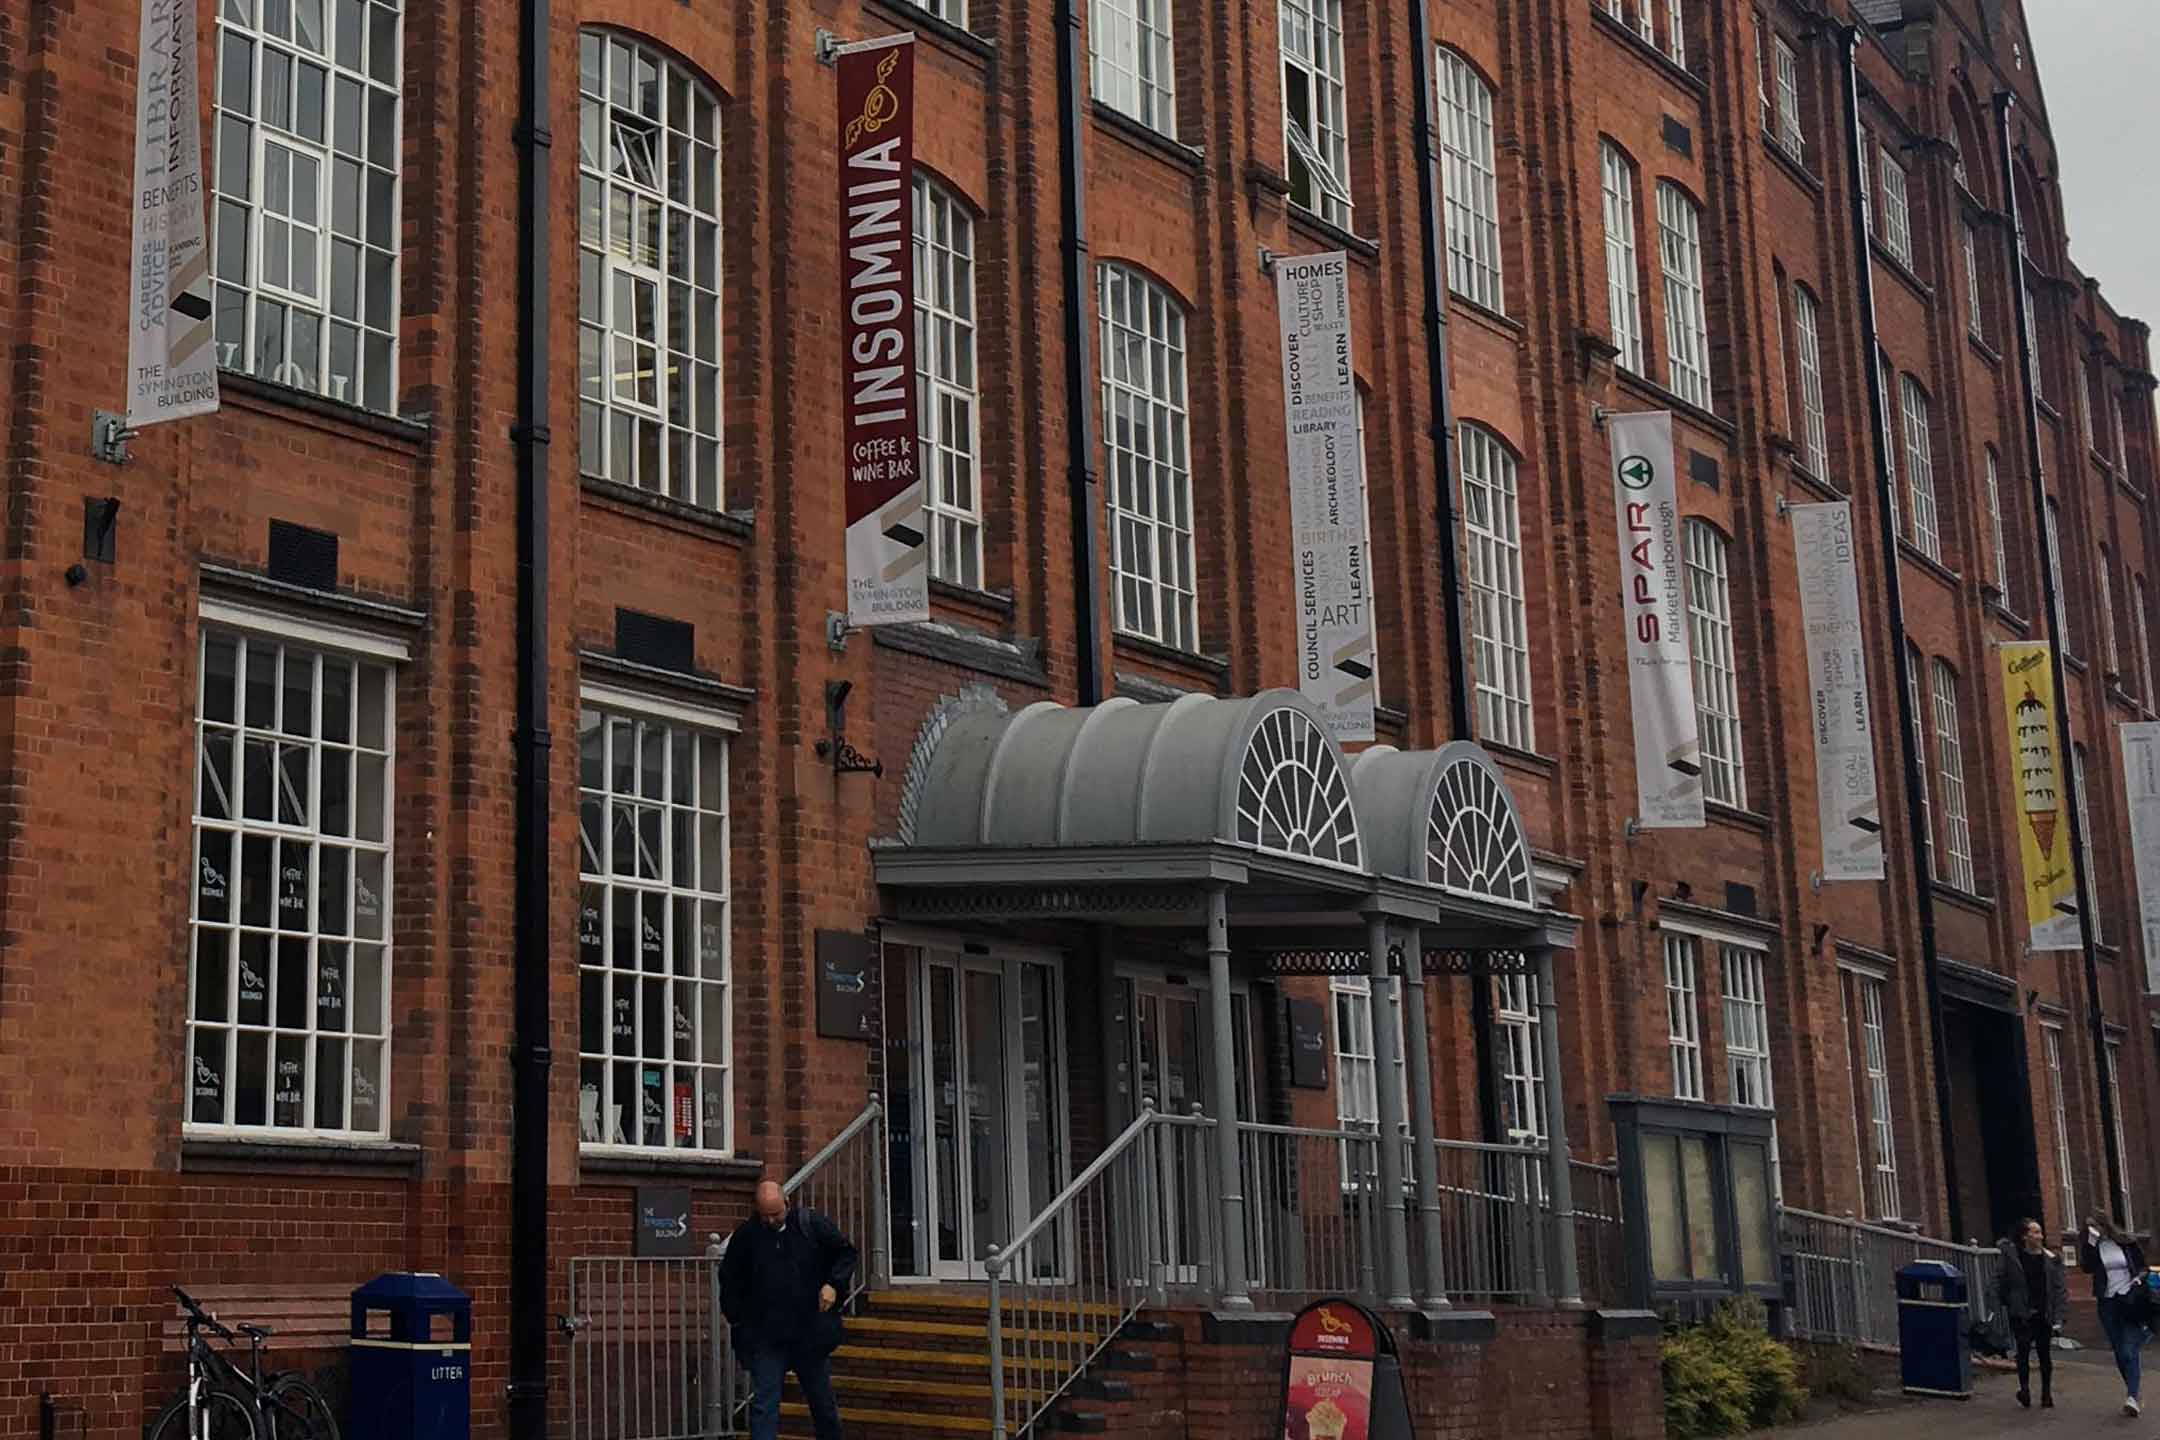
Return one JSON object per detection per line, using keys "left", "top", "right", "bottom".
{"left": 563, "top": 1251, "right": 739, "bottom": 1440}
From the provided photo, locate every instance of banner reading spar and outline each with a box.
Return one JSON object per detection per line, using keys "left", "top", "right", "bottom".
{"left": 838, "top": 34, "right": 927, "bottom": 627}
{"left": 1608, "top": 411, "right": 1704, "bottom": 829}
{"left": 1999, "top": 640, "right": 2079, "bottom": 951}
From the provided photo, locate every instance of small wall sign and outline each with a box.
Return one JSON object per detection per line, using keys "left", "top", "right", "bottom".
{"left": 1287, "top": 998, "right": 1328, "bottom": 1090}
{"left": 816, "top": 930, "right": 878, "bottom": 1041}
{"left": 634, "top": 1185, "right": 695, "bottom": 1258}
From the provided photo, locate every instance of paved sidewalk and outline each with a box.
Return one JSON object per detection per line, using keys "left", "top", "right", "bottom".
{"left": 1754, "top": 1352, "right": 2153, "bottom": 1438}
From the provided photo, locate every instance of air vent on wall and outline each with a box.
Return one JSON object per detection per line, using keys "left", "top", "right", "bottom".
{"left": 267, "top": 520, "right": 339, "bottom": 591}
{"left": 1662, "top": 116, "right": 1693, "bottom": 158}
{"left": 1725, "top": 882, "right": 1758, "bottom": 917}
{"left": 615, "top": 608, "right": 696, "bottom": 673}
{"left": 1689, "top": 450, "right": 1721, "bottom": 490}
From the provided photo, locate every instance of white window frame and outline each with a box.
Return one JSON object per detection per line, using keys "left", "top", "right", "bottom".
{"left": 2135, "top": 575, "right": 2154, "bottom": 710}
{"left": 1633, "top": 0, "right": 1656, "bottom": 47}
{"left": 1985, "top": 447, "right": 2010, "bottom": 601}
{"left": 2044, "top": 1023, "right": 2076, "bottom": 1234}
{"left": 1435, "top": 50, "right": 1505, "bottom": 313}
{"left": 1494, "top": 971, "right": 1547, "bottom": 1146}
{"left": 902, "top": 0, "right": 968, "bottom": 26}
{"left": 2099, "top": 546, "right": 2122, "bottom": 677}
{"left": 1906, "top": 643, "right": 1933, "bottom": 878}
{"left": 2074, "top": 744, "right": 2102, "bottom": 943}
{"left": 1601, "top": 144, "right": 1644, "bottom": 374}
{"left": 1752, "top": 19, "right": 1770, "bottom": 136}
{"left": 1330, "top": 975, "right": 1407, "bottom": 1185}
{"left": 1099, "top": 262, "right": 1198, "bottom": 651}
{"left": 1794, "top": 285, "right": 1828, "bottom": 479}
{"left": 576, "top": 683, "right": 738, "bottom": 1158}
{"left": 1665, "top": 0, "right": 1686, "bottom": 65}
{"left": 1091, "top": 0, "right": 1178, "bottom": 138}
{"left": 2046, "top": 497, "right": 2069, "bottom": 653}
{"left": 1281, "top": 0, "right": 1353, "bottom": 228}
{"left": 1718, "top": 940, "right": 1781, "bottom": 1197}
{"left": 1684, "top": 519, "right": 1746, "bottom": 808}
{"left": 1664, "top": 933, "right": 1705, "bottom": 1102}
{"left": 1657, "top": 182, "right": 1713, "bottom": 411}
{"left": 1462, "top": 424, "right": 1535, "bottom": 752}
{"left": 1878, "top": 143, "right": 1913, "bottom": 266}
{"left": 2024, "top": 280, "right": 2044, "bottom": 401}
{"left": 914, "top": 176, "right": 984, "bottom": 590}
{"left": 2079, "top": 363, "right": 2099, "bottom": 456}
{"left": 187, "top": 605, "right": 407, "bottom": 1140}
{"left": 1899, "top": 376, "right": 1940, "bottom": 562}
{"left": 1962, "top": 220, "right": 1984, "bottom": 341}
{"left": 578, "top": 31, "right": 725, "bottom": 509}
{"left": 1773, "top": 37, "right": 1803, "bottom": 161}
{"left": 212, "top": 0, "right": 403, "bottom": 412}
{"left": 1930, "top": 658, "right": 1976, "bottom": 894}
{"left": 1853, "top": 969, "right": 1901, "bottom": 1221}
{"left": 1877, "top": 350, "right": 1899, "bottom": 530}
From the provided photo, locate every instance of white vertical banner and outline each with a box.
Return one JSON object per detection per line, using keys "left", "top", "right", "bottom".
{"left": 2120, "top": 721, "right": 2160, "bottom": 992}
{"left": 1274, "top": 251, "right": 1376, "bottom": 742}
{"left": 1608, "top": 411, "right": 1704, "bottom": 828}
{"left": 128, "top": 0, "right": 220, "bottom": 427}
{"left": 1792, "top": 502, "right": 1885, "bottom": 879}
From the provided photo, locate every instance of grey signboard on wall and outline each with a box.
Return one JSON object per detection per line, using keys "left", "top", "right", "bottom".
{"left": 816, "top": 930, "right": 878, "bottom": 1041}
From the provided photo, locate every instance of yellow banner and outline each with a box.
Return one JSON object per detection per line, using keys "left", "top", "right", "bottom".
{"left": 2000, "top": 642, "right": 2080, "bottom": 950}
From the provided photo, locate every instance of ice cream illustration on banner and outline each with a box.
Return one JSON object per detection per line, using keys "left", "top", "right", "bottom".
{"left": 2015, "top": 683, "right": 2060, "bottom": 858}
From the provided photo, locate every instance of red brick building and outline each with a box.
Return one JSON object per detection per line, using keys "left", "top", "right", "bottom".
{"left": 0, "top": 0, "right": 2152, "bottom": 1432}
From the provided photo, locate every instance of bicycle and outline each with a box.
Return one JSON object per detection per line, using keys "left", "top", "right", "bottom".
{"left": 149, "top": 1286, "right": 342, "bottom": 1440}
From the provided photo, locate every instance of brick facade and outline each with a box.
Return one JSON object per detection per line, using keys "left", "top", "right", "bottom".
{"left": 0, "top": 0, "right": 2154, "bottom": 1432}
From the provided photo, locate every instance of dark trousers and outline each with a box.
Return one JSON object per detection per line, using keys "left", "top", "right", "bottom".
{"left": 746, "top": 1339, "right": 843, "bottom": 1440}
{"left": 2099, "top": 1295, "right": 2146, "bottom": 1399}
{"left": 2011, "top": 1315, "right": 2053, "bottom": 1397}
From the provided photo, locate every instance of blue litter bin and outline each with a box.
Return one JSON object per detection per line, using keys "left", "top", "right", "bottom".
{"left": 1896, "top": 1260, "right": 1972, "bottom": 1399}
{"left": 350, "top": 1272, "right": 472, "bottom": 1440}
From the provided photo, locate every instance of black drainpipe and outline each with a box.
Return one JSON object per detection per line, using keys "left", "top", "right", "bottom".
{"left": 509, "top": 0, "right": 554, "bottom": 1426}
{"left": 1054, "top": 0, "right": 1104, "bottom": 706}
{"left": 1995, "top": 90, "right": 2124, "bottom": 1226}
{"left": 1839, "top": 28, "right": 1961, "bottom": 1239}
{"left": 1405, "top": 10, "right": 1498, "bottom": 1142}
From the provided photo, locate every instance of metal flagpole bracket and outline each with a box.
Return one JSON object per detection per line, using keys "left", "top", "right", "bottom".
{"left": 1775, "top": 493, "right": 1791, "bottom": 521}
{"left": 1258, "top": 245, "right": 1279, "bottom": 275}
{"left": 825, "top": 611, "right": 852, "bottom": 654}
{"left": 1590, "top": 404, "right": 1610, "bottom": 432}
{"left": 91, "top": 411, "right": 138, "bottom": 466}
{"left": 1623, "top": 816, "right": 1642, "bottom": 840}
{"left": 815, "top": 28, "right": 841, "bottom": 65}
{"left": 817, "top": 27, "right": 914, "bottom": 63}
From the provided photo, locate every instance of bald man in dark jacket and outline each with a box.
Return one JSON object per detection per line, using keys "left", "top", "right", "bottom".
{"left": 719, "top": 1181, "right": 857, "bottom": 1440}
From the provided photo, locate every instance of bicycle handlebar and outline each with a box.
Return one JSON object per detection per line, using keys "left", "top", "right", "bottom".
{"left": 172, "top": 1285, "right": 236, "bottom": 1343}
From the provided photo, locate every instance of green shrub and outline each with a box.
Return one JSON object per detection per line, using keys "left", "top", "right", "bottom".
{"left": 1661, "top": 1297, "right": 1810, "bottom": 1438}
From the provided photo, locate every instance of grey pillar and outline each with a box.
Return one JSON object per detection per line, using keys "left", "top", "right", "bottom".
{"left": 1400, "top": 935, "right": 1449, "bottom": 1309}
{"left": 1534, "top": 945, "right": 1582, "bottom": 1307}
{"left": 1368, "top": 914, "right": 1414, "bottom": 1308}
{"left": 1206, "top": 886, "right": 1253, "bottom": 1309}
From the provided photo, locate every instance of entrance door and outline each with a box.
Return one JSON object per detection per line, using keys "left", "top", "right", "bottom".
{"left": 910, "top": 946, "right": 1068, "bottom": 1281}
{"left": 1130, "top": 979, "right": 1208, "bottom": 1280}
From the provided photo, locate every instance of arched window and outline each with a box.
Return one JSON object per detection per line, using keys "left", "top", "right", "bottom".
{"left": 1282, "top": 0, "right": 1353, "bottom": 226}
{"left": 1930, "top": 658, "right": 1975, "bottom": 894}
{"left": 1898, "top": 376, "right": 1939, "bottom": 562}
{"left": 1793, "top": 284, "right": 1828, "bottom": 478}
{"left": 212, "top": 0, "right": 403, "bottom": 411}
{"left": 1657, "top": 182, "right": 1712, "bottom": 410}
{"left": 1984, "top": 446, "right": 2011, "bottom": 601}
{"left": 1600, "top": 142, "right": 1643, "bottom": 374}
{"left": 578, "top": 32, "right": 724, "bottom": 509}
{"left": 1460, "top": 425, "right": 1533, "bottom": 751}
{"left": 2100, "top": 544, "right": 2122, "bottom": 677}
{"left": 913, "top": 176, "right": 982, "bottom": 588}
{"left": 1683, "top": 519, "right": 1744, "bottom": 807}
{"left": 1235, "top": 705, "right": 1360, "bottom": 867}
{"left": 1098, "top": 263, "right": 1197, "bottom": 650}
{"left": 1435, "top": 51, "right": 1504, "bottom": 312}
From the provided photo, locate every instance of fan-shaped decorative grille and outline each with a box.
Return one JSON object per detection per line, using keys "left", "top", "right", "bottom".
{"left": 1235, "top": 706, "right": 1362, "bottom": 867}
{"left": 1427, "top": 754, "right": 1534, "bottom": 904}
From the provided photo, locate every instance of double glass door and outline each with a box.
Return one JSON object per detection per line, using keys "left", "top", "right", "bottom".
{"left": 889, "top": 944, "right": 1067, "bottom": 1281}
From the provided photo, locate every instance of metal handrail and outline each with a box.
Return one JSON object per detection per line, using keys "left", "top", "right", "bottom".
{"left": 986, "top": 1103, "right": 1216, "bottom": 1438}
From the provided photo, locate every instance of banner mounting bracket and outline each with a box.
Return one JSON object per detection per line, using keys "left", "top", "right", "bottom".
{"left": 1590, "top": 404, "right": 1610, "bottom": 432}
{"left": 817, "top": 28, "right": 915, "bottom": 64}
{"left": 91, "top": 411, "right": 138, "bottom": 467}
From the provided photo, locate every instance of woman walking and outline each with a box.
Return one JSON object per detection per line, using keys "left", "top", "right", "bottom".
{"left": 2079, "top": 1214, "right": 2152, "bottom": 1416}
{"left": 1995, "top": 1218, "right": 2068, "bottom": 1408}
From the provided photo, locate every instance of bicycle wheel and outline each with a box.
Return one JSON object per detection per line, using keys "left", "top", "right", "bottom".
{"left": 263, "top": 1374, "right": 341, "bottom": 1440}
{"left": 148, "top": 1388, "right": 259, "bottom": 1440}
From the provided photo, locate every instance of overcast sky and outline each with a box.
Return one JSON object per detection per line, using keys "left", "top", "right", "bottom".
{"left": 2023, "top": 2, "right": 2160, "bottom": 326}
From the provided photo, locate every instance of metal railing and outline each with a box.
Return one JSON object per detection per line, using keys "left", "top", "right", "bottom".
{"left": 1240, "top": 1122, "right": 1386, "bottom": 1304}
{"left": 562, "top": 1096, "right": 886, "bottom": 1440}
{"left": 985, "top": 1103, "right": 1217, "bottom": 1440}
{"left": 1431, "top": 1140, "right": 1550, "bottom": 1304}
{"left": 1570, "top": 1159, "right": 1627, "bottom": 1308}
{"left": 1781, "top": 1206, "right": 2002, "bottom": 1350}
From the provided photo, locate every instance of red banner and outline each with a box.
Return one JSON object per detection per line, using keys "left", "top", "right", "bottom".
{"left": 838, "top": 35, "right": 928, "bottom": 626}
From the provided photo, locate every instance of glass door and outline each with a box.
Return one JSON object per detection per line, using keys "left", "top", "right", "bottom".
{"left": 1131, "top": 979, "right": 1207, "bottom": 1282}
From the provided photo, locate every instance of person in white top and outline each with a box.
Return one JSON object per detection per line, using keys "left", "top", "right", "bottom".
{"left": 2078, "top": 1213, "right": 2151, "bottom": 1417}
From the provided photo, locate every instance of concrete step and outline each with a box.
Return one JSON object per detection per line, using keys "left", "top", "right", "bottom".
{"left": 778, "top": 1401, "right": 993, "bottom": 1437}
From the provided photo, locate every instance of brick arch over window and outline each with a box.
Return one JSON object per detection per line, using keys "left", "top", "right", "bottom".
{"left": 577, "top": 28, "right": 727, "bottom": 509}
